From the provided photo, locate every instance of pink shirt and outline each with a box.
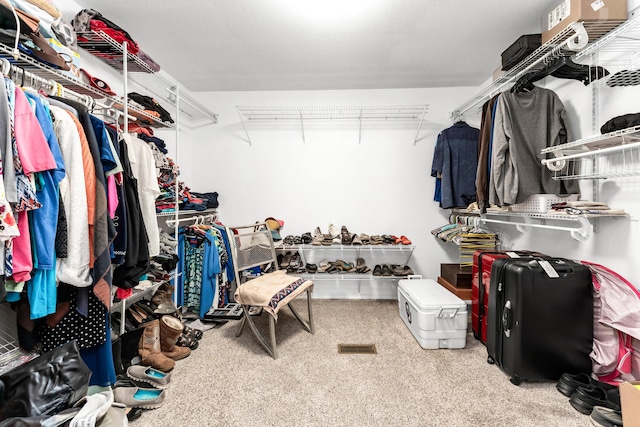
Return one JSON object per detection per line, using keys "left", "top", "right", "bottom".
{"left": 13, "top": 89, "right": 56, "bottom": 174}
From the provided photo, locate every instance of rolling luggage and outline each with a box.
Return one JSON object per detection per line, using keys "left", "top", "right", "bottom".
{"left": 471, "top": 250, "right": 546, "bottom": 344}
{"left": 486, "top": 257, "right": 593, "bottom": 385}
{"left": 501, "top": 34, "right": 542, "bottom": 71}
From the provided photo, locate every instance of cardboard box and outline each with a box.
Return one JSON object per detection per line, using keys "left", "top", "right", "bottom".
{"left": 541, "top": 0, "right": 628, "bottom": 43}
{"left": 621, "top": 381, "right": 640, "bottom": 427}
{"left": 47, "top": 38, "right": 81, "bottom": 79}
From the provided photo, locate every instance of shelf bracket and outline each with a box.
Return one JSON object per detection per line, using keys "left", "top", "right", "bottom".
{"left": 300, "top": 110, "right": 306, "bottom": 144}
{"left": 480, "top": 214, "right": 593, "bottom": 241}
{"left": 413, "top": 105, "right": 428, "bottom": 145}
{"left": 238, "top": 110, "right": 252, "bottom": 145}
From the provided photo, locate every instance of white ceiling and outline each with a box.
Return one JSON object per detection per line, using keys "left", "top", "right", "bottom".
{"left": 67, "top": 0, "right": 556, "bottom": 92}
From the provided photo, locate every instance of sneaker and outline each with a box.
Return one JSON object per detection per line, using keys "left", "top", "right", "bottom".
{"left": 589, "top": 405, "right": 623, "bottom": 427}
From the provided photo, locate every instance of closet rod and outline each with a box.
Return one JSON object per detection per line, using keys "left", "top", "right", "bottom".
{"left": 165, "top": 213, "right": 216, "bottom": 228}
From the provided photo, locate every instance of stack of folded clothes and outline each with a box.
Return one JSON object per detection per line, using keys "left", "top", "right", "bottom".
{"left": 549, "top": 200, "right": 626, "bottom": 215}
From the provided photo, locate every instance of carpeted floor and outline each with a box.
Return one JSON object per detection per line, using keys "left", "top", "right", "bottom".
{"left": 131, "top": 299, "right": 590, "bottom": 427}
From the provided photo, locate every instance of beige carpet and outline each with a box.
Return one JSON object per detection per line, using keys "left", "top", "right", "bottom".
{"left": 131, "top": 299, "right": 589, "bottom": 427}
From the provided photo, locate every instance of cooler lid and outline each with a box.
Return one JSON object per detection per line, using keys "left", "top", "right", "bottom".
{"left": 398, "top": 279, "right": 466, "bottom": 310}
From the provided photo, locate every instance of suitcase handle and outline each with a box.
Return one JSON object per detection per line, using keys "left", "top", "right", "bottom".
{"left": 438, "top": 307, "right": 459, "bottom": 319}
{"left": 502, "top": 300, "right": 513, "bottom": 337}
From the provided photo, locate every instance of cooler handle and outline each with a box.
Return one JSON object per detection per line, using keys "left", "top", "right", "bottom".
{"left": 437, "top": 306, "right": 459, "bottom": 319}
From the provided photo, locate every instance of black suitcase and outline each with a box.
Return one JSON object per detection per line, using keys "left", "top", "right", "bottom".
{"left": 501, "top": 34, "right": 542, "bottom": 71}
{"left": 486, "top": 257, "right": 593, "bottom": 385}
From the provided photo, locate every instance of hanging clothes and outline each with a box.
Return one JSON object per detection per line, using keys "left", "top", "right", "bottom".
{"left": 489, "top": 86, "right": 580, "bottom": 206}
{"left": 431, "top": 121, "right": 479, "bottom": 209}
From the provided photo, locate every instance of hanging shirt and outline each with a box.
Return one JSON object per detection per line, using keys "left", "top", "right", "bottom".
{"left": 49, "top": 105, "right": 91, "bottom": 287}
{"left": 123, "top": 133, "right": 161, "bottom": 257}
{"left": 431, "top": 121, "right": 479, "bottom": 209}
{"left": 489, "top": 87, "right": 580, "bottom": 206}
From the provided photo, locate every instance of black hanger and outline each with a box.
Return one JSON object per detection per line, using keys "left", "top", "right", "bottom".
{"left": 512, "top": 56, "right": 571, "bottom": 93}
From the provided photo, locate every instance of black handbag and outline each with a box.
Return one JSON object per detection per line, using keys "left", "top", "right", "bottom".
{"left": 0, "top": 341, "right": 91, "bottom": 421}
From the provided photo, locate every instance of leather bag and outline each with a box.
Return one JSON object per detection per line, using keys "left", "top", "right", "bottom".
{"left": 0, "top": 341, "right": 91, "bottom": 421}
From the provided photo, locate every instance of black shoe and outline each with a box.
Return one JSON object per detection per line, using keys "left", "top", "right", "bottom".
{"left": 556, "top": 372, "right": 617, "bottom": 397}
{"left": 589, "top": 405, "right": 623, "bottom": 427}
{"left": 569, "top": 386, "right": 620, "bottom": 415}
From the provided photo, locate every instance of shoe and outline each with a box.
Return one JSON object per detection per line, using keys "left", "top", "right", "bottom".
{"left": 301, "top": 232, "right": 312, "bottom": 244}
{"left": 113, "top": 384, "right": 165, "bottom": 409}
{"left": 400, "top": 235, "right": 412, "bottom": 245}
{"left": 358, "top": 233, "right": 370, "bottom": 245}
{"left": 126, "top": 365, "right": 172, "bottom": 389}
{"left": 280, "top": 251, "right": 292, "bottom": 269}
{"left": 589, "top": 405, "right": 623, "bottom": 427}
{"left": 312, "top": 228, "right": 324, "bottom": 245}
{"left": 557, "top": 373, "right": 617, "bottom": 397}
{"left": 351, "top": 234, "right": 362, "bottom": 245}
{"left": 372, "top": 265, "right": 383, "bottom": 276}
{"left": 318, "top": 259, "right": 331, "bottom": 273}
{"left": 341, "top": 226, "right": 352, "bottom": 245}
{"left": 306, "top": 263, "right": 318, "bottom": 273}
{"left": 380, "top": 264, "right": 393, "bottom": 276}
{"left": 569, "top": 386, "right": 620, "bottom": 415}
{"left": 355, "top": 258, "right": 370, "bottom": 273}
{"left": 159, "top": 316, "right": 191, "bottom": 361}
{"left": 328, "top": 224, "right": 340, "bottom": 239}
{"left": 282, "top": 235, "right": 295, "bottom": 245}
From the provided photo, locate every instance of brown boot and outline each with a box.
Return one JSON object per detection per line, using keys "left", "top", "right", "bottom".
{"left": 151, "top": 283, "right": 174, "bottom": 307}
{"left": 138, "top": 319, "right": 175, "bottom": 372}
{"left": 159, "top": 316, "right": 191, "bottom": 361}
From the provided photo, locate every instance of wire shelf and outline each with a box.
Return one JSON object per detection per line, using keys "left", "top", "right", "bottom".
{"left": 237, "top": 105, "right": 429, "bottom": 145}
{"left": 237, "top": 105, "right": 428, "bottom": 121}
{"left": 542, "top": 126, "right": 640, "bottom": 154}
{"left": 76, "top": 31, "right": 160, "bottom": 75}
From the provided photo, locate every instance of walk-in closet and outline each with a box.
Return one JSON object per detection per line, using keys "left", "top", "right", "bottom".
{"left": 0, "top": 1, "right": 639, "bottom": 426}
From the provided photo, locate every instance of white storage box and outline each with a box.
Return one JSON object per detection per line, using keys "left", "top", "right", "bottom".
{"left": 509, "top": 193, "right": 579, "bottom": 213}
{"left": 398, "top": 279, "right": 467, "bottom": 349}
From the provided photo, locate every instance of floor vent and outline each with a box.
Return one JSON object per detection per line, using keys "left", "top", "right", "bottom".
{"left": 337, "top": 344, "right": 377, "bottom": 354}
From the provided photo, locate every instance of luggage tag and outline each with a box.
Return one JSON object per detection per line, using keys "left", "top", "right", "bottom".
{"left": 538, "top": 260, "right": 560, "bottom": 278}
{"left": 506, "top": 252, "right": 521, "bottom": 258}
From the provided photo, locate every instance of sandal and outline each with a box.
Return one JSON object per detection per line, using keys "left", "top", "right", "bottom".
{"left": 176, "top": 333, "right": 199, "bottom": 350}
{"left": 183, "top": 324, "right": 203, "bottom": 340}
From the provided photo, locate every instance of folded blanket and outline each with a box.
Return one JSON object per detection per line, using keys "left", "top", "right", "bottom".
{"left": 234, "top": 270, "right": 313, "bottom": 319}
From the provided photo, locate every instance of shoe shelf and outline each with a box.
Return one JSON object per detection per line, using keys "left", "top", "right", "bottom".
{"left": 301, "top": 273, "right": 412, "bottom": 281}
{"left": 236, "top": 104, "right": 429, "bottom": 145}
{"left": 451, "top": 22, "right": 588, "bottom": 121}
{"left": 112, "top": 280, "right": 167, "bottom": 335}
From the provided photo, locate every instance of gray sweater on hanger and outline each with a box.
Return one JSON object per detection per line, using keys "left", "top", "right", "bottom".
{"left": 489, "top": 86, "right": 580, "bottom": 206}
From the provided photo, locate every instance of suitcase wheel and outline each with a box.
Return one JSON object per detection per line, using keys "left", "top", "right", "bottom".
{"left": 473, "top": 332, "right": 480, "bottom": 340}
{"left": 510, "top": 376, "right": 523, "bottom": 386}
{"left": 487, "top": 355, "right": 494, "bottom": 364}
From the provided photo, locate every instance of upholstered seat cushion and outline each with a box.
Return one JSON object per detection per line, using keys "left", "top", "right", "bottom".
{"left": 234, "top": 270, "right": 313, "bottom": 319}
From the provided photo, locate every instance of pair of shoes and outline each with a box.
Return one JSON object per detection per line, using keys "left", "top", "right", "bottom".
{"left": 306, "top": 263, "right": 318, "bottom": 273}
{"left": 589, "top": 405, "right": 623, "bottom": 426}
{"left": 301, "top": 232, "right": 312, "bottom": 244}
{"left": 279, "top": 251, "right": 293, "bottom": 269}
{"left": 372, "top": 264, "right": 393, "bottom": 276}
{"left": 569, "top": 385, "right": 620, "bottom": 415}
{"left": 557, "top": 373, "right": 617, "bottom": 397}
{"left": 391, "top": 264, "right": 414, "bottom": 276}
{"left": 312, "top": 227, "right": 324, "bottom": 245}
{"left": 394, "top": 235, "right": 412, "bottom": 245}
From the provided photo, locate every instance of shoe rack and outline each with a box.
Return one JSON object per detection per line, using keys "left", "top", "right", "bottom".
{"left": 277, "top": 244, "right": 415, "bottom": 299}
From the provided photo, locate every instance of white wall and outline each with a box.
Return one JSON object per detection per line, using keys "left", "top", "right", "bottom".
{"left": 184, "top": 88, "right": 475, "bottom": 286}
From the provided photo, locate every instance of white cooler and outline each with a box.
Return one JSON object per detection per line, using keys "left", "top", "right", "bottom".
{"left": 398, "top": 279, "right": 467, "bottom": 349}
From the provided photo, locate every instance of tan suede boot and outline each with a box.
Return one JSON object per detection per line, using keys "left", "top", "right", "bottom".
{"left": 159, "top": 316, "right": 191, "bottom": 361}
{"left": 138, "top": 319, "right": 175, "bottom": 372}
